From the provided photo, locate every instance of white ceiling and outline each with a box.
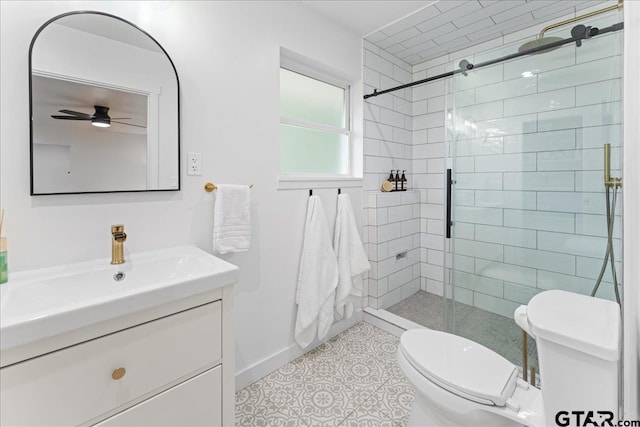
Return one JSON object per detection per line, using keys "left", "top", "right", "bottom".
{"left": 299, "top": 1, "right": 434, "bottom": 36}
{"left": 365, "top": 0, "right": 615, "bottom": 65}
{"left": 302, "top": 0, "right": 616, "bottom": 66}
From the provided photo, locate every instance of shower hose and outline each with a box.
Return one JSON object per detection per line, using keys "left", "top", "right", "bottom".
{"left": 591, "top": 185, "right": 621, "bottom": 304}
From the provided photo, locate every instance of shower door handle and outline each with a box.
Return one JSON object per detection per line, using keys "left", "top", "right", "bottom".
{"left": 446, "top": 169, "right": 452, "bottom": 239}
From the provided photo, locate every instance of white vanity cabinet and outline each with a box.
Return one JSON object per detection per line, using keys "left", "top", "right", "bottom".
{"left": 0, "top": 286, "right": 235, "bottom": 427}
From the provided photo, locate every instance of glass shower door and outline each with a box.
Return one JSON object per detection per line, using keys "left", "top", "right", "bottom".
{"left": 443, "top": 12, "right": 623, "bottom": 377}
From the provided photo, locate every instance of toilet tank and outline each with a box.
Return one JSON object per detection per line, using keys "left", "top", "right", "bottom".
{"left": 526, "top": 290, "right": 621, "bottom": 426}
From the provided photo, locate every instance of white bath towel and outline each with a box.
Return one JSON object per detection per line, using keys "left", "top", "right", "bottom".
{"left": 212, "top": 184, "right": 251, "bottom": 254}
{"left": 334, "top": 193, "right": 371, "bottom": 320}
{"left": 295, "top": 196, "right": 339, "bottom": 348}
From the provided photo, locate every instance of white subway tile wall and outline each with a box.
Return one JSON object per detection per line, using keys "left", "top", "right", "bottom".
{"left": 364, "top": 40, "right": 414, "bottom": 194}
{"left": 363, "top": 41, "right": 422, "bottom": 308}
{"left": 441, "top": 17, "right": 621, "bottom": 316}
{"left": 365, "top": 191, "right": 422, "bottom": 309}
{"left": 364, "top": 9, "right": 623, "bottom": 319}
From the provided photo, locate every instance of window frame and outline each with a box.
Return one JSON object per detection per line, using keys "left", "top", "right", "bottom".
{"left": 278, "top": 49, "right": 362, "bottom": 190}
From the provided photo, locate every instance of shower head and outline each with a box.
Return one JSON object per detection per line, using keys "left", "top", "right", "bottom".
{"left": 517, "top": 36, "right": 564, "bottom": 55}
{"left": 517, "top": 0, "right": 622, "bottom": 55}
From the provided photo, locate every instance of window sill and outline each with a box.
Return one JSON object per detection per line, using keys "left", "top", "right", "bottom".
{"left": 277, "top": 176, "right": 363, "bottom": 191}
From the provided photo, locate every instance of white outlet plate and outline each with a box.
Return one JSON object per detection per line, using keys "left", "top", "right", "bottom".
{"left": 187, "top": 152, "right": 201, "bottom": 176}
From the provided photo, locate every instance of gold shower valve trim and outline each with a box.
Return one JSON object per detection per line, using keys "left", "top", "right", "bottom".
{"left": 204, "top": 182, "right": 253, "bottom": 192}
{"left": 605, "top": 177, "right": 622, "bottom": 188}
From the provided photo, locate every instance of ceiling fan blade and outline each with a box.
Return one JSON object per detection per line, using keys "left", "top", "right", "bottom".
{"left": 110, "top": 117, "right": 131, "bottom": 120}
{"left": 111, "top": 120, "right": 146, "bottom": 128}
{"left": 58, "top": 109, "right": 92, "bottom": 118}
{"left": 51, "top": 115, "right": 91, "bottom": 120}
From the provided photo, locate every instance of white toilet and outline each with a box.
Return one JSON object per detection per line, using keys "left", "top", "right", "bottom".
{"left": 398, "top": 290, "right": 621, "bottom": 427}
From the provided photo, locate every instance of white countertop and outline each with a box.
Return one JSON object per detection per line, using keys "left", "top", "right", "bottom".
{"left": 0, "top": 245, "right": 238, "bottom": 354}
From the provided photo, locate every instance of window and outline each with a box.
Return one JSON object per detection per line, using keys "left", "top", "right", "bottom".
{"left": 279, "top": 55, "right": 351, "bottom": 177}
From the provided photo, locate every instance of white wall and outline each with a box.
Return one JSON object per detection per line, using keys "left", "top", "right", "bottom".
{"left": 32, "top": 125, "right": 147, "bottom": 193}
{"left": 0, "top": 0, "right": 364, "bottom": 389}
{"left": 623, "top": 0, "right": 640, "bottom": 419}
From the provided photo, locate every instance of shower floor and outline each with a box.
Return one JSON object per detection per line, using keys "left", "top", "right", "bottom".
{"left": 387, "top": 291, "right": 539, "bottom": 372}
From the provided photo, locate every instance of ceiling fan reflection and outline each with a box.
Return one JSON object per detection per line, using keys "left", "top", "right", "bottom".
{"left": 51, "top": 105, "right": 145, "bottom": 128}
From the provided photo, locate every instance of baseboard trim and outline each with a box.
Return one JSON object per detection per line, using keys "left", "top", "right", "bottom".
{"left": 235, "top": 311, "right": 363, "bottom": 391}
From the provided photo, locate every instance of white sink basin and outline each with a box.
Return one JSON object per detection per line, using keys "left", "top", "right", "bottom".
{"left": 0, "top": 245, "right": 238, "bottom": 353}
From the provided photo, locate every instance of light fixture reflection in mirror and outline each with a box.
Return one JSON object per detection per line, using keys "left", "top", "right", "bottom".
{"left": 29, "top": 11, "right": 180, "bottom": 195}
{"left": 91, "top": 121, "right": 110, "bottom": 128}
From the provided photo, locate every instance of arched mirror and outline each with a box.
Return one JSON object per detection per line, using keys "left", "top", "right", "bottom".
{"left": 29, "top": 11, "right": 180, "bottom": 195}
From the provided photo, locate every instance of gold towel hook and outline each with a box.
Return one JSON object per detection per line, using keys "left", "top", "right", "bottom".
{"left": 204, "top": 182, "right": 253, "bottom": 192}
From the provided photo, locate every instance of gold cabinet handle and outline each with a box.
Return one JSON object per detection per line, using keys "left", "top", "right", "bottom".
{"left": 112, "top": 367, "right": 126, "bottom": 380}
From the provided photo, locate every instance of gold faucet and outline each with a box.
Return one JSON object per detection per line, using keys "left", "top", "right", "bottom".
{"left": 111, "top": 224, "right": 127, "bottom": 264}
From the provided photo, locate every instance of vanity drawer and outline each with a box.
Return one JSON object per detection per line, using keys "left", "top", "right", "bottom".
{"left": 95, "top": 365, "right": 222, "bottom": 426}
{"left": 0, "top": 301, "right": 221, "bottom": 426}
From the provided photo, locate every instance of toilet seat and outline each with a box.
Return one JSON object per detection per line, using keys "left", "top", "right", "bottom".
{"left": 400, "top": 329, "right": 519, "bottom": 407}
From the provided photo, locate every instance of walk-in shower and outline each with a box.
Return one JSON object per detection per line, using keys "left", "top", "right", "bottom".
{"left": 363, "top": 0, "right": 624, "bottom": 381}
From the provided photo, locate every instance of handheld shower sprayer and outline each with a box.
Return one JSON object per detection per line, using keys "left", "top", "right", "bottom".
{"left": 604, "top": 143, "right": 622, "bottom": 188}
{"left": 591, "top": 144, "right": 621, "bottom": 304}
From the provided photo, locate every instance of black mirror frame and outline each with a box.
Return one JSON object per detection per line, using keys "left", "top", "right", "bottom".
{"left": 28, "top": 10, "right": 181, "bottom": 196}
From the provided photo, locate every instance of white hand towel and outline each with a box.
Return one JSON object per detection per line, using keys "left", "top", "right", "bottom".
{"left": 334, "top": 193, "right": 371, "bottom": 320}
{"left": 295, "top": 196, "right": 339, "bottom": 348}
{"left": 212, "top": 184, "right": 251, "bottom": 254}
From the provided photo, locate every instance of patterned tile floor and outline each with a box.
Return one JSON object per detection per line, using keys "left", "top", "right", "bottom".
{"left": 235, "top": 322, "right": 414, "bottom": 426}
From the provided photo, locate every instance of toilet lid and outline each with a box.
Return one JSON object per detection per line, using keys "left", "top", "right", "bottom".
{"left": 400, "top": 329, "right": 519, "bottom": 406}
